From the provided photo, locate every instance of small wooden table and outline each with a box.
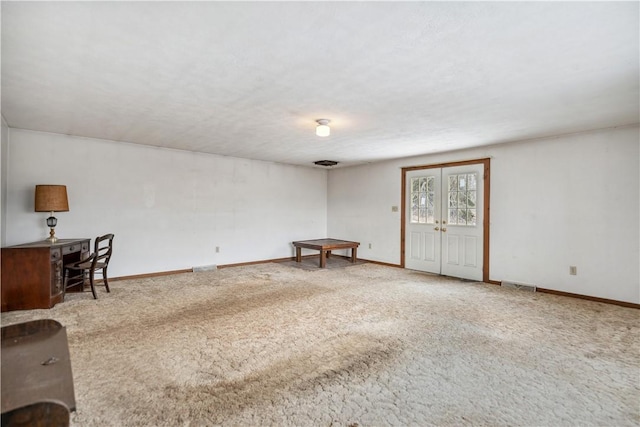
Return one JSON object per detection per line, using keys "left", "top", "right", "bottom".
{"left": 292, "top": 238, "right": 360, "bottom": 268}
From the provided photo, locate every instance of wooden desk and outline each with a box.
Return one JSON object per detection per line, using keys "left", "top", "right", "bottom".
{"left": 1, "top": 319, "right": 75, "bottom": 426}
{"left": 1, "top": 239, "right": 90, "bottom": 312}
{"left": 292, "top": 238, "right": 360, "bottom": 268}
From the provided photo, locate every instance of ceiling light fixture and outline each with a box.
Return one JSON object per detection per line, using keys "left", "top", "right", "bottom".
{"left": 315, "top": 119, "right": 331, "bottom": 137}
{"left": 314, "top": 160, "right": 338, "bottom": 167}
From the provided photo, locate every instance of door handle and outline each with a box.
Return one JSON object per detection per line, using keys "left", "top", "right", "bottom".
{"left": 442, "top": 228, "right": 447, "bottom": 232}
{"left": 434, "top": 227, "right": 440, "bottom": 231}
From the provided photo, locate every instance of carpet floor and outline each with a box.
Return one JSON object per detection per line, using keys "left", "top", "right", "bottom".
{"left": 1, "top": 263, "right": 638, "bottom": 426}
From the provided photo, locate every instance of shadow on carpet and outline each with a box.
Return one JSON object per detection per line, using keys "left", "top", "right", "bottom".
{"left": 277, "top": 257, "right": 367, "bottom": 271}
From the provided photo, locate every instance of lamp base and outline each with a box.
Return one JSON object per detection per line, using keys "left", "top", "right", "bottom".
{"left": 48, "top": 228, "right": 58, "bottom": 243}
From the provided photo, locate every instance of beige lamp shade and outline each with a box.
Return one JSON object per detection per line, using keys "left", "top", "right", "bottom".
{"left": 34, "top": 185, "right": 69, "bottom": 212}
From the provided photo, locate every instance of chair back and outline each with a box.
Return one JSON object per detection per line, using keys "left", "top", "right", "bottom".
{"left": 91, "top": 234, "right": 114, "bottom": 269}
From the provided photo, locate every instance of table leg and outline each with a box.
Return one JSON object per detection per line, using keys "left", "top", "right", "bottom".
{"left": 296, "top": 247, "right": 301, "bottom": 263}
{"left": 320, "top": 250, "right": 327, "bottom": 268}
{"left": 351, "top": 247, "right": 357, "bottom": 263}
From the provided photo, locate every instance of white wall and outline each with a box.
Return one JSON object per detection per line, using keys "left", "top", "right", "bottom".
{"left": 5, "top": 125, "right": 638, "bottom": 303}
{"left": 5, "top": 129, "right": 327, "bottom": 276}
{"left": 1, "top": 116, "right": 8, "bottom": 246}
{"left": 328, "top": 125, "right": 640, "bottom": 304}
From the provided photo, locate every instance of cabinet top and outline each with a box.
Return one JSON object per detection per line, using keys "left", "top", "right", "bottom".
{"left": 3, "top": 238, "right": 90, "bottom": 249}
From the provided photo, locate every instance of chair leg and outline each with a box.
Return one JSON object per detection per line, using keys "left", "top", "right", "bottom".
{"left": 103, "top": 267, "right": 110, "bottom": 293}
{"left": 89, "top": 270, "right": 98, "bottom": 299}
{"left": 62, "top": 269, "right": 69, "bottom": 302}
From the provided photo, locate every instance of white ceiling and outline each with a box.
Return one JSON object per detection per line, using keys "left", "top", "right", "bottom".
{"left": 2, "top": 2, "right": 638, "bottom": 168}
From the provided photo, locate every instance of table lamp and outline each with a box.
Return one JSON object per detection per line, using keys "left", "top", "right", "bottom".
{"left": 34, "top": 185, "right": 69, "bottom": 243}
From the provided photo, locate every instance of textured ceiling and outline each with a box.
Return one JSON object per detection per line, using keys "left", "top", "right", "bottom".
{"left": 2, "top": 2, "right": 638, "bottom": 168}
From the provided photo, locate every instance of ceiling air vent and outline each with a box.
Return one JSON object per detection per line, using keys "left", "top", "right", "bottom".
{"left": 314, "top": 160, "right": 338, "bottom": 167}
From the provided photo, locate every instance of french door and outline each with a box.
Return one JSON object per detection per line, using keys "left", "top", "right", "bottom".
{"left": 404, "top": 162, "right": 486, "bottom": 281}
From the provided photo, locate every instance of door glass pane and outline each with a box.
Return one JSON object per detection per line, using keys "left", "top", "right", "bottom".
{"left": 458, "top": 175, "right": 467, "bottom": 191}
{"left": 458, "top": 209, "right": 467, "bottom": 225}
{"left": 458, "top": 192, "right": 467, "bottom": 208}
{"left": 468, "top": 174, "right": 477, "bottom": 190}
{"left": 467, "top": 190, "right": 476, "bottom": 208}
{"left": 449, "top": 192, "right": 457, "bottom": 208}
{"left": 419, "top": 177, "right": 427, "bottom": 192}
{"left": 427, "top": 208, "right": 435, "bottom": 223}
{"left": 448, "top": 176, "right": 458, "bottom": 191}
{"left": 448, "top": 208, "right": 458, "bottom": 225}
{"left": 412, "top": 178, "right": 419, "bottom": 192}
{"left": 467, "top": 209, "right": 477, "bottom": 226}
{"left": 410, "top": 175, "right": 436, "bottom": 224}
{"left": 447, "top": 172, "right": 477, "bottom": 227}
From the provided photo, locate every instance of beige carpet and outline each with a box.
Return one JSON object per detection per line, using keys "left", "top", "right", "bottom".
{"left": 1, "top": 263, "right": 638, "bottom": 426}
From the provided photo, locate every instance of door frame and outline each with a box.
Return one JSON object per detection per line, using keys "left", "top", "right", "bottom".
{"left": 401, "top": 158, "right": 491, "bottom": 282}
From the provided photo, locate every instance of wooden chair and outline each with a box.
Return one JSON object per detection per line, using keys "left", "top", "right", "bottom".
{"left": 63, "top": 234, "right": 114, "bottom": 299}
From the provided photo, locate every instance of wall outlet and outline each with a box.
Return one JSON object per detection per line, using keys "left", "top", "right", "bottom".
{"left": 215, "top": 246, "right": 220, "bottom": 253}
{"left": 569, "top": 266, "right": 577, "bottom": 275}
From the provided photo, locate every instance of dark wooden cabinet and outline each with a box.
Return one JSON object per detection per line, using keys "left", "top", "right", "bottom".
{"left": 1, "top": 239, "right": 90, "bottom": 312}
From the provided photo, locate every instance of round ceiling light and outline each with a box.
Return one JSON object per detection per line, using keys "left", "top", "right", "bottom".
{"left": 316, "top": 119, "right": 330, "bottom": 137}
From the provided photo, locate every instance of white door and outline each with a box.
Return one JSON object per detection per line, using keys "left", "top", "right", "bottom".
{"left": 405, "top": 163, "right": 484, "bottom": 281}
{"left": 405, "top": 169, "right": 442, "bottom": 273}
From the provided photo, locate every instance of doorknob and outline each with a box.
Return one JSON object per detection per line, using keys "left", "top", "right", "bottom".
{"left": 435, "top": 220, "right": 439, "bottom": 224}
{"left": 442, "top": 228, "right": 447, "bottom": 232}
{"left": 434, "top": 227, "right": 440, "bottom": 231}
{"left": 442, "top": 220, "right": 447, "bottom": 225}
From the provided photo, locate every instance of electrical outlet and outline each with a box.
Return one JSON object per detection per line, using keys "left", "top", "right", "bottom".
{"left": 215, "top": 246, "right": 220, "bottom": 253}
{"left": 569, "top": 266, "right": 577, "bottom": 275}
